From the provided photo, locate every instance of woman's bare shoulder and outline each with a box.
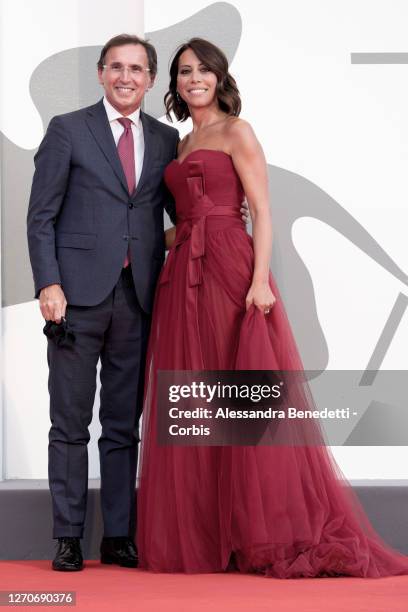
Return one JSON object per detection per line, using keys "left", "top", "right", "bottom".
{"left": 225, "top": 117, "right": 255, "bottom": 137}
{"left": 223, "top": 117, "right": 257, "bottom": 152}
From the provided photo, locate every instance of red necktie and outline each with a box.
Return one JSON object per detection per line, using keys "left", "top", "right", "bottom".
{"left": 117, "top": 117, "right": 136, "bottom": 267}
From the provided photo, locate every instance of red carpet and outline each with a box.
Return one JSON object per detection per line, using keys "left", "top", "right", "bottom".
{"left": 1, "top": 562, "right": 408, "bottom": 611}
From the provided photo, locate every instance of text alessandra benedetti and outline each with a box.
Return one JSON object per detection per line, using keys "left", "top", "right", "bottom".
{"left": 168, "top": 407, "right": 352, "bottom": 420}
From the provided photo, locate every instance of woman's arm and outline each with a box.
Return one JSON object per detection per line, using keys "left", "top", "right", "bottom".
{"left": 228, "top": 119, "right": 276, "bottom": 313}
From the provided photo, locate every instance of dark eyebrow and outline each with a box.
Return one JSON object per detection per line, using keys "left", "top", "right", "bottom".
{"left": 179, "top": 63, "right": 207, "bottom": 69}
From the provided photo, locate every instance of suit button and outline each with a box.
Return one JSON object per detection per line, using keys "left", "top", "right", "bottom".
{"left": 128, "top": 203, "right": 134, "bottom": 209}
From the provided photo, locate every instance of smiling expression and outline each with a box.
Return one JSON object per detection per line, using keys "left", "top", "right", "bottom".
{"left": 98, "top": 43, "right": 153, "bottom": 116}
{"left": 177, "top": 48, "right": 218, "bottom": 110}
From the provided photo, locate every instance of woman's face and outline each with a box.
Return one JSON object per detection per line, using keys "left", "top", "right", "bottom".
{"left": 176, "top": 48, "right": 218, "bottom": 110}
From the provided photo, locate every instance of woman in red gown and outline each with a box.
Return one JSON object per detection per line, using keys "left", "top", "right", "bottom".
{"left": 137, "top": 38, "right": 408, "bottom": 577}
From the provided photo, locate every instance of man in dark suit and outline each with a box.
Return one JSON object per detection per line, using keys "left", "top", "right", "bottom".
{"left": 27, "top": 34, "right": 179, "bottom": 571}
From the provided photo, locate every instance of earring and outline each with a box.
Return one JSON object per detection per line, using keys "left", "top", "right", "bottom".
{"left": 176, "top": 91, "right": 182, "bottom": 103}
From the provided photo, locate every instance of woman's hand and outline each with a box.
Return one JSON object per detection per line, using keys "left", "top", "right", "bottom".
{"left": 245, "top": 281, "right": 276, "bottom": 314}
{"left": 165, "top": 226, "right": 176, "bottom": 250}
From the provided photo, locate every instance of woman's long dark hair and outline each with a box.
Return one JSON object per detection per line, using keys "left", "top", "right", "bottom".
{"left": 165, "top": 38, "right": 241, "bottom": 122}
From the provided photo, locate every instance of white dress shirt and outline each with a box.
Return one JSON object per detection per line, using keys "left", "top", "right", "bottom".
{"left": 103, "top": 96, "right": 144, "bottom": 186}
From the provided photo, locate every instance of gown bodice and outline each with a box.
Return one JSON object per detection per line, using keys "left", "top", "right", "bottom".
{"left": 164, "top": 149, "right": 245, "bottom": 221}
{"left": 161, "top": 149, "right": 247, "bottom": 289}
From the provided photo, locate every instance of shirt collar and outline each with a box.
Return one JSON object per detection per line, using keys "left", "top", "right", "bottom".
{"left": 103, "top": 96, "right": 141, "bottom": 127}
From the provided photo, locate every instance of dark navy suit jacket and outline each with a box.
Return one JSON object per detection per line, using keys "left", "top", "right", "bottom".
{"left": 27, "top": 99, "right": 179, "bottom": 313}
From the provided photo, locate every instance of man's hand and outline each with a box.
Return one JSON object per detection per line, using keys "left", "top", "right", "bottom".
{"left": 39, "top": 284, "right": 67, "bottom": 323}
{"left": 240, "top": 198, "right": 250, "bottom": 224}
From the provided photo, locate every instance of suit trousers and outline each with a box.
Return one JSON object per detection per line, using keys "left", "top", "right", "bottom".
{"left": 47, "top": 266, "right": 150, "bottom": 538}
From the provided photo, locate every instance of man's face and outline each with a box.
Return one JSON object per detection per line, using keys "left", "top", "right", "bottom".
{"left": 98, "top": 43, "right": 154, "bottom": 115}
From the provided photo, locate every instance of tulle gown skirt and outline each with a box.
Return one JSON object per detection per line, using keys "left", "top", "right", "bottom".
{"left": 137, "top": 218, "right": 408, "bottom": 577}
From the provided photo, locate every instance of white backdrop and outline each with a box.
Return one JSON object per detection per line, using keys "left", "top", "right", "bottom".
{"left": 2, "top": 0, "right": 408, "bottom": 479}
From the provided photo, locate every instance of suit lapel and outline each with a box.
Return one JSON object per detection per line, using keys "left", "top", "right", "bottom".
{"left": 85, "top": 100, "right": 129, "bottom": 195}
{"left": 133, "top": 110, "right": 154, "bottom": 198}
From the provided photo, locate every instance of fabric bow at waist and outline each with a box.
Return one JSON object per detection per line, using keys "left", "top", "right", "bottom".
{"left": 160, "top": 204, "right": 242, "bottom": 287}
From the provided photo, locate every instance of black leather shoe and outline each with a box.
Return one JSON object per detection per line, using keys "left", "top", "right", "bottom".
{"left": 52, "top": 537, "right": 83, "bottom": 571}
{"left": 100, "top": 537, "right": 138, "bottom": 568}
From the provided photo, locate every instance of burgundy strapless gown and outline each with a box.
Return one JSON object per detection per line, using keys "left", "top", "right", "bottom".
{"left": 137, "top": 149, "right": 408, "bottom": 577}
